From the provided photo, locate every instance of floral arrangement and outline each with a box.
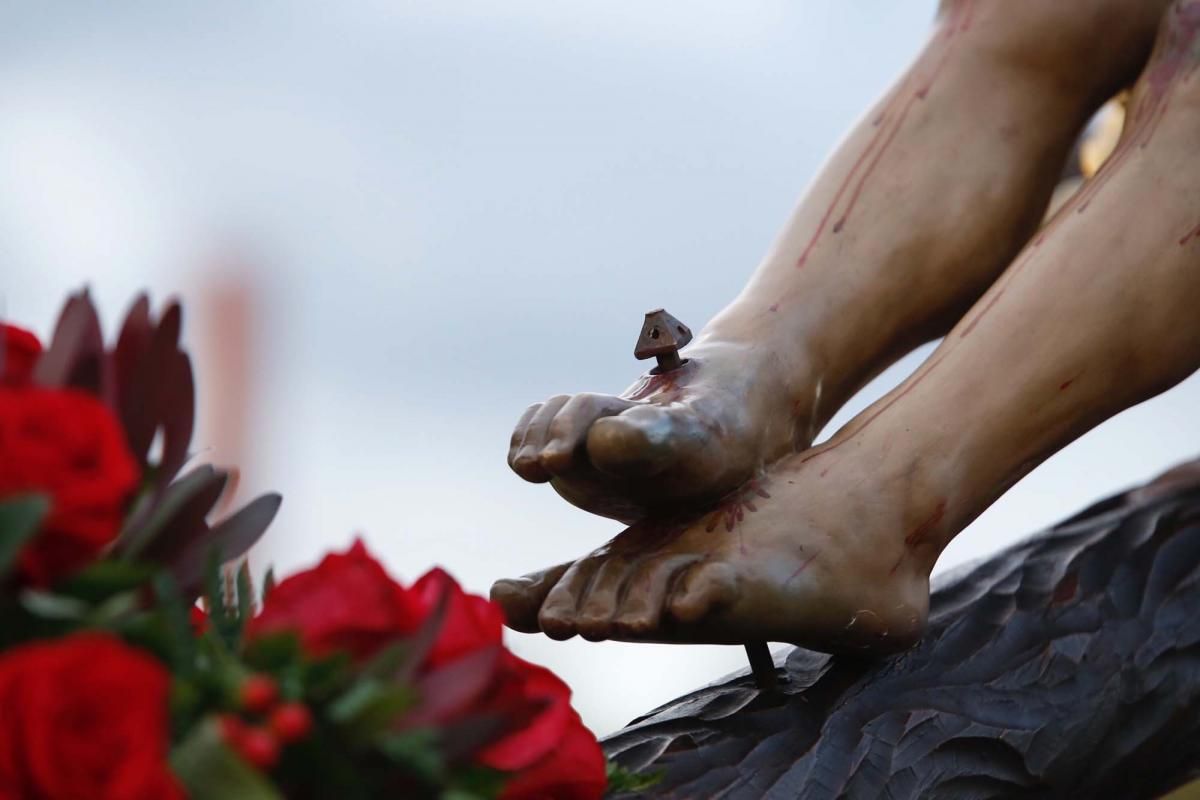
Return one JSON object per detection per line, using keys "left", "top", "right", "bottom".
{"left": 0, "top": 292, "right": 651, "bottom": 799}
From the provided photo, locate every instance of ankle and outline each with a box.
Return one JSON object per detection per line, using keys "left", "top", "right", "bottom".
{"left": 695, "top": 321, "right": 828, "bottom": 440}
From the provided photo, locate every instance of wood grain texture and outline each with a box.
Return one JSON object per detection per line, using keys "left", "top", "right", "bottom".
{"left": 605, "top": 461, "right": 1200, "bottom": 799}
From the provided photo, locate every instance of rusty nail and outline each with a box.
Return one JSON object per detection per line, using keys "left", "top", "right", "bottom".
{"left": 634, "top": 309, "right": 693, "bottom": 373}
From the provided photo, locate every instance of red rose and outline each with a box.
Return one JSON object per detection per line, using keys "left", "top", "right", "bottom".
{"left": 413, "top": 567, "right": 504, "bottom": 667}
{"left": 248, "top": 540, "right": 423, "bottom": 661}
{"left": 411, "top": 569, "right": 605, "bottom": 799}
{"left": 0, "top": 325, "right": 41, "bottom": 387}
{"left": 498, "top": 708, "right": 607, "bottom": 800}
{"left": 482, "top": 654, "right": 606, "bottom": 800}
{"left": 0, "top": 633, "right": 183, "bottom": 800}
{"left": 0, "top": 388, "right": 141, "bottom": 585}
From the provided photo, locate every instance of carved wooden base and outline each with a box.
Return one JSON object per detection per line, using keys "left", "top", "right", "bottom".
{"left": 605, "top": 461, "right": 1200, "bottom": 799}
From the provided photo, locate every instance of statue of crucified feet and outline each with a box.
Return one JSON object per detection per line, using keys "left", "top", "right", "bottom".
{"left": 493, "top": 0, "right": 1200, "bottom": 653}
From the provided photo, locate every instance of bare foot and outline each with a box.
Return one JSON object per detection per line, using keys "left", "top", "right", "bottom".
{"left": 508, "top": 339, "right": 804, "bottom": 523}
{"left": 504, "top": 447, "right": 933, "bottom": 652}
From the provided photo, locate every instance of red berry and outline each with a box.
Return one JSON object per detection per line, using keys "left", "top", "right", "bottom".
{"left": 217, "top": 713, "right": 247, "bottom": 747}
{"left": 269, "top": 702, "right": 313, "bottom": 743}
{"left": 239, "top": 674, "right": 279, "bottom": 714}
{"left": 236, "top": 726, "right": 280, "bottom": 771}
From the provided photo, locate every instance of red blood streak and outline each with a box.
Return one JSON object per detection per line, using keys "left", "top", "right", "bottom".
{"left": 624, "top": 371, "right": 681, "bottom": 402}
{"left": 1058, "top": 378, "right": 1075, "bottom": 391}
{"left": 958, "top": 0, "right": 977, "bottom": 32}
{"left": 831, "top": 11, "right": 965, "bottom": 235}
{"left": 785, "top": 550, "right": 820, "bottom": 585}
{"left": 795, "top": 94, "right": 905, "bottom": 268}
{"left": 1180, "top": 221, "right": 1200, "bottom": 246}
{"left": 795, "top": 3, "right": 973, "bottom": 267}
{"left": 904, "top": 500, "right": 947, "bottom": 548}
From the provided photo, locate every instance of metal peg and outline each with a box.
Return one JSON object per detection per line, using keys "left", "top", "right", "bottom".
{"left": 634, "top": 309, "right": 693, "bottom": 373}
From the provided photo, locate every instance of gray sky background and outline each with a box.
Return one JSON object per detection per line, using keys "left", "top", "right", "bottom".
{"left": 5, "top": 1, "right": 1200, "bottom": 735}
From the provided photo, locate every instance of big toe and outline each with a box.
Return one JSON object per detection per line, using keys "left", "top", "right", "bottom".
{"left": 587, "top": 405, "right": 696, "bottom": 478}
{"left": 490, "top": 562, "right": 570, "bottom": 633}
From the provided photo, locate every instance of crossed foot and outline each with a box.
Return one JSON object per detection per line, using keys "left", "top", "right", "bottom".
{"left": 492, "top": 0, "right": 1200, "bottom": 653}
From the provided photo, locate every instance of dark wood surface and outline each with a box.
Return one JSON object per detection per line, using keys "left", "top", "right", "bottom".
{"left": 605, "top": 461, "right": 1200, "bottom": 799}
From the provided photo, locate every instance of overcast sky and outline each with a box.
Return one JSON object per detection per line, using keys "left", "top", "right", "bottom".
{"left": 5, "top": 1, "right": 1200, "bottom": 735}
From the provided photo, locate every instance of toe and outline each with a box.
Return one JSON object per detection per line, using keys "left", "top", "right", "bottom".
{"left": 490, "top": 562, "right": 571, "bottom": 634}
{"left": 611, "top": 554, "right": 701, "bottom": 639}
{"left": 507, "top": 403, "right": 541, "bottom": 470}
{"left": 574, "top": 557, "right": 633, "bottom": 641}
{"left": 510, "top": 396, "right": 569, "bottom": 482}
{"left": 667, "top": 561, "right": 738, "bottom": 624}
{"left": 539, "top": 393, "right": 633, "bottom": 474}
{"left": 586, "top": 405, "right": 679, "bottom": 477}
{"left": 537, "top": 557, "right": 602, "bottom": 640}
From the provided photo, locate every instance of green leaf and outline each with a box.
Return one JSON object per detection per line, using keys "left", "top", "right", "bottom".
{"left": 84, "top": 591, "right": 141, "bottom": 626}
{"left": 261, "top": 567, "right": 276, "bottom": 603}
{"left": 236, "top": 561, "right": 254, "bottom": 624}
{"left": 445, "top": 765, "right": 508, "bottom": 800}
{"left": 329, "top": 679, "right": 416, "bottom": 739}
{"left": 203, "top": 552, "right": 242, "bottom": 652}
{"left": 242, "top": 631, "right": 302, "bottom": 672}
{"left": 359, "top": 640, "right": 410, "bottom": 681}
{"left": 203, "top": 550, "right": 228, "bottom": 620}
{"left": 59, "top": 560, "right": 156, "bottom": 604}
{"left": 153, "top": 572, "right": 198, "bottom": 676}
{"left": 170, "top": 717, "right": 282, "bottom": 800}
{"left": 19, "top": 590, "right": 88, "bottom": 621}
{"left": 605, "top": 762, "right": 663, "bottom": 795}
{"left": 299, "top": 651, "right": 354, "bottom": 702}
{"left": 0, "top": 494, "right": 49, "bottom": 580}
{"left": 377, "top": 730, "right": 443, "bottom": 785}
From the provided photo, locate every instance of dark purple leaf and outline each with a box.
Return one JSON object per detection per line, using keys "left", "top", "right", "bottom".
{"left": 438, "top": 712, "right": 515, "bottom": 764}
{"left": 155, "top": 350, "right": 195, "bottom": 490}
{"left": 174, "top": 493, "right": 282, "bottom": 597}
{"left": 121, "top": 301, "right": 185, "bottom": 465}
{"left": 402, "top": 645, "right": 501, "bottom": 728}
{"left": 115, "top": 296, "right": 153, "bottom": 449}
{"left": 114, "top": 294, "right": 151, "bottom": 390}
{"left": 391, "top": 583, "right": 450, "bottom": 683}
{"left": 115, "top": 465, "right": 228, "bottom": 560}
{"left": 439, "top": 697, "right": 547, "bottom": 765}
{"left": 34, "top": 290, "right": 107, "bottom": 396}
{"left": 144, "top": 468, "right": 230, "bottom": 563}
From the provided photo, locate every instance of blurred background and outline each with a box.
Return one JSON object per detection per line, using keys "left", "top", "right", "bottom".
{"left": 4, "top": 0, "right": 1199, "bottom": 736}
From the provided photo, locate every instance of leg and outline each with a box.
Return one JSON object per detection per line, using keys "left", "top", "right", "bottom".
{"left": 498, "top": 0, "right": 1170, "bottom": 630}
{"left": 508, "top": 0, "right": 1167, "bottom": 524}
{"left": 522, "top": 0, "right": 1200, "bottom": 649}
